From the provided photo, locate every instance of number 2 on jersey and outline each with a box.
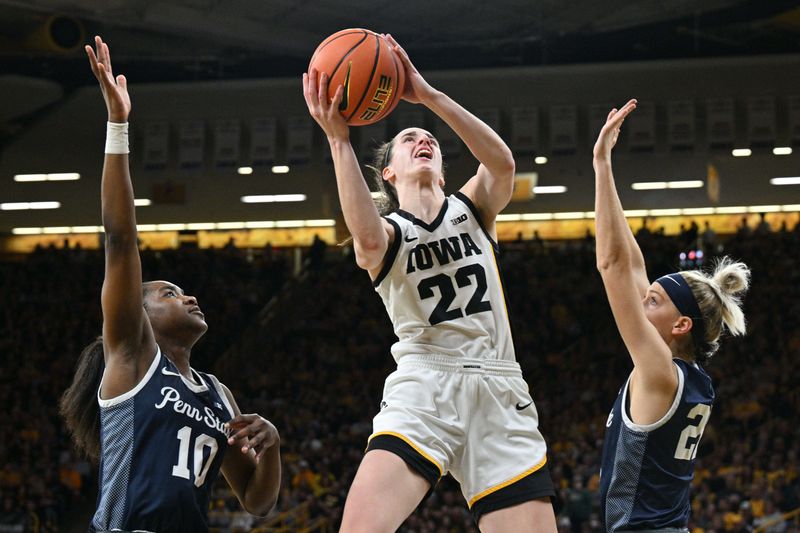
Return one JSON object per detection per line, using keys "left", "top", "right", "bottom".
{"left": 418, "top": 264, "right": 492, "bottom": 325}
{"left": 172, "top": 426, "right": 219, "bottom": 487}
{"left": 674, "top": 403, "right": 711, "bottom": 460}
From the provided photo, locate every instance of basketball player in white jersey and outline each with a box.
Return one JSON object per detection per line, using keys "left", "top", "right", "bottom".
{"left": 303, "top": 34, "right": 556, "bottom": 532}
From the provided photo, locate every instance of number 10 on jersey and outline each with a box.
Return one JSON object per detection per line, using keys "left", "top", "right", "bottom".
{"left": 172, "top": 426, "right": 219, "bottom": 487}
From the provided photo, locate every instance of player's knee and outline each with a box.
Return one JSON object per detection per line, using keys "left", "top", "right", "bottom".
{"left": 340, "top": 505, "right": 396, "bottom": 533}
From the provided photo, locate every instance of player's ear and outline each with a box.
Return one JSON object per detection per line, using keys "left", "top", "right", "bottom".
{"left": 383, "top": 166, "right": 396, "bottom": 184}
{"left": 672, "top": 316, "right": 693, "bottom": 336}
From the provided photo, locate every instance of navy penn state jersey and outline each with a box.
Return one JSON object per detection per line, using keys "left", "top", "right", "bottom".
{"left": 91, "top": 348, "right": 234, "bottom": 533}
{"left": 600, "top": 359, "right": 714, "bottom": 531}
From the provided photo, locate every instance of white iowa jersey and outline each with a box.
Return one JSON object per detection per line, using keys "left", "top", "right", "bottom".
{"left": 373, "top": 192, "right": 516, "bottom": 362}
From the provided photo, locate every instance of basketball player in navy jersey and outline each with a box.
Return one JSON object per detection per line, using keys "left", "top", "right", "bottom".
{"left": 593, "top": 99, "right": 750, "bottom": 532}
{"left": 59, "top": 37, "right": 281, "bottom": 532}
{"left": 304, "top": 35, "right": 556, "bottom": 532}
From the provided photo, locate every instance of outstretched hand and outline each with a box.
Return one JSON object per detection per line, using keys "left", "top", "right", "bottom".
{"left": 226, "top": 414, "right": 280, "bottom": 463}
{"left": 593, "top": 99, "right": 637, "bottom": 161}
{"left": 303, "top": 68, "right": 349, "bottom": 141}
{"left": 384, "top": 34, "right": 436, "bottom": 105}
{"left": 86, "top": 36, "right": 130, "bottom": 123}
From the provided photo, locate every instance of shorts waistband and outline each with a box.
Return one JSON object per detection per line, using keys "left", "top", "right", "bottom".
{"left": 397, "top": 354, "right": 522, "bottom": 377}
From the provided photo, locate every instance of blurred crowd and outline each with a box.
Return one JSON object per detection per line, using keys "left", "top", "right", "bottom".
{"left": 1, "top": 215, "right": 798, "bottom": 532}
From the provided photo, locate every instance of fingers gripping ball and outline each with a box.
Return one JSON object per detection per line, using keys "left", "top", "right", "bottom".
{"left": 309, "top": 29, "right": 405, "bottom": 126}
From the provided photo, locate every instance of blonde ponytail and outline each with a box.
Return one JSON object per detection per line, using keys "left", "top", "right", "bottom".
{"left": 680, "top": 257, "right": 751, "bottom": 363}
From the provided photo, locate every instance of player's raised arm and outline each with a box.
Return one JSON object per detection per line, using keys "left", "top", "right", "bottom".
{"left": 302, "top": 68, "right": 395, "bottom": 273}
{"left": 593, "top": 99, "right": 677, "bottom": 401}
{"left": 87, "top": 36, "right": 157, "bottom": 397}
{"left": 385, "top": 34, "right": 515, "bottom": 234}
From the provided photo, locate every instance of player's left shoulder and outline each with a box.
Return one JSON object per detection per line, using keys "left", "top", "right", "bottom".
{"left": 450, "top": 190, "right": 499, "bottom": 250}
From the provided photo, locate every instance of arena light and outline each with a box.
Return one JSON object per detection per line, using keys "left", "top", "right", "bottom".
{"left": 533, "top": 185, "right": 567, "bottom": 194}
{"left": 552, "top": 212, "right": 585, "bottom": 220}
{"left": 714, "top": 206, "right": 747, "bottom": 214}
{"left": 14, "top": 173, "right": 80, "bottom": 182}
{"left": 770, "top": 177, "right": 800, "bottom": 185}
{"left": 623, "top": 210, "right": 649, "bottom": 217}
{"left": 156, "top": 223, "right": 186, "bottom": 231}
{"left": 650, "top": 208, "right": 682, "bottom": 216}
{"left": 14, "top": 174, "right": 47, "bottom": 182}
{"left": 186, "top": 223, "right": 217, "bottom": 230}
{"left": 47, "top": 173, "right": 81, "bottom": 181}
{"left": 632, "top": 180, "right": 703, "bottom": 190}
{"left": 43, "top": 226, "right": 71, "bottom": 234}
{"left": 522, "top": 213, "right": 554, "bottom": 221}
{"left": 773, "top": 147, "right": 792, "bottom": 156}
{"left": 271, "top": 165, "right": 290, "bottom": 174}
{"left": 275, "top": 220, "right": 305, "bottom": 228}
{"left": 240, "top": 194, "right": 306, "bottom": 203}
{"left": 134, "top": 198, "right": 152, "bottom": 206}
{"left": 1, "top": 201, "right": 61, "bottom": 210}
{"left": 781, "top": 204, "right": 800, "bottom": 211}
{"left": 216, "top": 222, "right": 246, "bottom": 230}
{"left": 732, "top": 148, "right": 752, "bottom": 157}
{"left": 632, "top": 182, "right": 667, "bottom": 190}
{"left": 667, "top": 180, "right": 703, "bottom": 189}
{"left": 71, "top": 226, "right": 103, "bottom": 233}
{"left": 31, "top": 201, "right": 61, "bottom": 209}
{"left": 245, "top": 221, "right": 276, "bottom": 229}
{"left": 10, "top": 219, "right": 338, "bottom": 235}
{"left": 12, "top": 227, "right": 43, "bottom": 235}
{"left": 534, "top": 156, "right": 548, "bottom": 165}
{"left": 305, "top": 219, "right": 336, "bottom": 227}
{"left": 237, "top": 166, "right": 254, "bottom": 175}
{"left": 747, "top": 205, "right": 781, "bottom": 213}
{"left": 496, "top": 214, "right": 522, "bottom": 222}
{"left": 682, "top": 208, "right": 715, "bottom": 216}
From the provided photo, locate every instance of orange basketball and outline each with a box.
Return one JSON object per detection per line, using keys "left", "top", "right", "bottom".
{"left": 309, "top": 29, "right": 405, "bottom": 126}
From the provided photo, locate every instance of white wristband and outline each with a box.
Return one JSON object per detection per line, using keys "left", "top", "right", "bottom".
{"left": 105, "top": 121, "right": 129, "bottom": 154}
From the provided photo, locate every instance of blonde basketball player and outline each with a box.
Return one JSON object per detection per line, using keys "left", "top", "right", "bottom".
{"left": 594, "top": 100, "right": 751, "bottom": 531}
{"left": 303, "top": 34, "right": 556, "bottom": 532}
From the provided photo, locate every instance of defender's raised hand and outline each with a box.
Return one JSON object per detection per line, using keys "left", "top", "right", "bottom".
{"left": 86, "top": 36, "right": 130, "bottom": 123}
{"left": 593, "top": 99, "right": 637, "bottom": 161}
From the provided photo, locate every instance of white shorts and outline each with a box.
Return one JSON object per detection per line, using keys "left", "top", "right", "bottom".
{"left": 367, "top": 355, "right": 553, "bottom": 518}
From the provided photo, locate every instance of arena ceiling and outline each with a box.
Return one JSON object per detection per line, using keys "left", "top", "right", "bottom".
{"left": 0, "top": 0, "right": 798, "bottom": 86}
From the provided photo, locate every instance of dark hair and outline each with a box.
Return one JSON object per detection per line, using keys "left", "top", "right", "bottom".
{"left": 59, "top": 284, "right": 157, "bottom": 462}
{"left": 59, "top": 337, "right": 105, "bottom": 462}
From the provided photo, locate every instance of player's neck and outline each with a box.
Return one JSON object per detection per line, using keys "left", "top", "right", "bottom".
{"left": 397, "top": 183, "right": 445, "bottom": 223}
{"left": 159, "top": 340, "right": 193, "bottom": 378}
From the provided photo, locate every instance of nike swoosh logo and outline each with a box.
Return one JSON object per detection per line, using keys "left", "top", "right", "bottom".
{"left": 338, "top": 62, "right": 352, "bottom": 111}
{"left": 162, "top": 367, "right": 182, "bottom": 377}
{"left": 404, "top": 235, "right": 418, "bottom": 242}
{"left": 515, "top": 401, "right": 533, "bottom": 411}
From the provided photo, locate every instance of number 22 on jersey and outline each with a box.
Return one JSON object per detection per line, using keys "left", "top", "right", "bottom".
{"left": 674, "top": 403, "right": 711, "bottom": 460}
{"left": 417, "top": 264, "right": 492, "bottom": 325}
